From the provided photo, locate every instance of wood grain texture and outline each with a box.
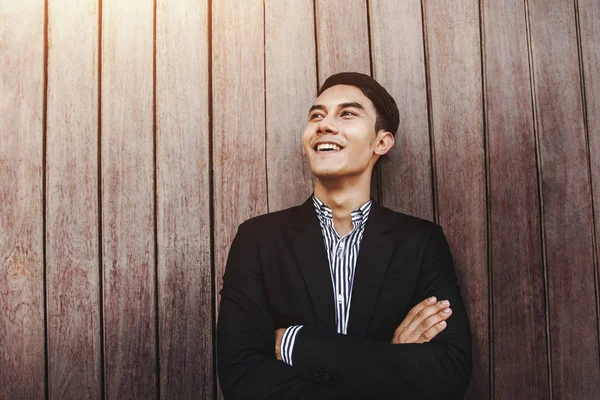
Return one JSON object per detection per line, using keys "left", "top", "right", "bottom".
{"left": 369, "top": 0, "right": 433, "bottom": 220}
{"left": 3, "top": 3, "right": 600, "bottom": 400}
{"left": 265, "top": 0, "right": 316, "bottom": 212}
{"left": 212, "top": 0, "right": 267, "bottom": 302}
{"left": 155, "top": 0, "right": 212, "bottom": 398}
{"left": 0, "top": 1, "right": 45, "bottom": 399}
{"left": 527, "top": 0, "right": 600, "bottom": 398}
{"left": 423, "top": 1, "right": 488, "bottom": 398}
{"left": 101, "top": 0, "right": 156, "bottom": 398}
{"left": 315, "top": 0, "right": 370, "bottom": 84}
{"left": 482, "top": 1, "right": 549, "bottom": 398}
{"left": 45, "top": 0, "right": 101, "bottom": 398}
{"left": 578, "top": 0, "right": 600, "bottom": 359}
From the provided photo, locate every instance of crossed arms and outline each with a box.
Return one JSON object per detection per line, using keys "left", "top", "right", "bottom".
{"left": 217, "top": 222, "right": 472, "bottom": 399}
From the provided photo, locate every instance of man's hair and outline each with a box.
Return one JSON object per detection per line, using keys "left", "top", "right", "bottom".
{"left": 318, "top": 72, "right": 400, "bottom": 136}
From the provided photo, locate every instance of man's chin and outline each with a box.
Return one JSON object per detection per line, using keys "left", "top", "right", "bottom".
{"left": 311, "top": 168, "right": 345, "bottom": 181}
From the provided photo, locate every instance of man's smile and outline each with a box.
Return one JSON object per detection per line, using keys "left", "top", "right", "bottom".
{"left": 312, "top": 141, "right": 344, "bottom": 154}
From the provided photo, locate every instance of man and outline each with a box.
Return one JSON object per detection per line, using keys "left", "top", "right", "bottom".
{"left": 217, "top": 72, "right": 472, "bottom": 399}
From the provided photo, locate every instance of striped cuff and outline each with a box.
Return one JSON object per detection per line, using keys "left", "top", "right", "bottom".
{"left": 280, "top": 325, "right": 303, "bottom": 367}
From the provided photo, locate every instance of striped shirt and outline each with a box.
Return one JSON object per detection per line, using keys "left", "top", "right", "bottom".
{"left": 280, "top": 196, "right": 372, "bottom": 367}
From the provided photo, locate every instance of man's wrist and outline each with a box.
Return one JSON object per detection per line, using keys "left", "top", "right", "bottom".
{"left": 280, "top": 325, "right": 303, "bottom": 366}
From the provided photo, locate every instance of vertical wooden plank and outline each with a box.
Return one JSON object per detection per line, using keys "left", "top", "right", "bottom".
{"left": 155, "top": 0, "right": 212, "bottom": 398}
{"left": 482, "top": 1, "right": 549, "bottom": 398}
{"left": 423, "top": 1, "right": 488, "bottom": 398}
{"left": 101, "top": 0, "right": 156, "bottom": 398}
{"left": 0, "top": 1, "right": 45, "bottom": 399}
{"left": 316, "top": 0, "right": 370, "bottom": 84}
{"left": 579, "top": 0, "right": 600, "bottom": 360}
{"left": 369, "top": 0, "right": 433, "bottom": 220}
{"left": 527, "top": 0, "right": 600, "bottom": 398}
{"left": 265, "top": 0, "right": 316, "bottom": 211}
{"left": 212, "top": 0, "right": 266, "bottom": 305}
{"left": 45, "top": 0, "right": 101, "bottom": 398}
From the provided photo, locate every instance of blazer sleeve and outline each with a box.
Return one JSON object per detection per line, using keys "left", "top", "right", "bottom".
{"left": 289, "top": 225, "right": 473, "bottom": 399}
{"left": 217, "top": 222, "right": 338, "bottom": 400}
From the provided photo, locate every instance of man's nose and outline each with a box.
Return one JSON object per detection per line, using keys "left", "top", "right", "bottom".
{"left": 316, "top": 115, "right": 338, "bottom": 135}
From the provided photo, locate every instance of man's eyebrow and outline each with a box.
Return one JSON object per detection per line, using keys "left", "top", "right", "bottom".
{"left": 338, "top": 102, "right": 365, "bottom": 111}
{"left": 308, "top": 104, "right": 326, "bottom": 114}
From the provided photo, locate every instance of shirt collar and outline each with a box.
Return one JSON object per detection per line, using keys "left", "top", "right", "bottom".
{"left": 312, "top": 195, "right": 372, "bottom": 227}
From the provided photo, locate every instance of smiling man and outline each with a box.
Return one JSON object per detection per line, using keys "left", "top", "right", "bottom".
{"left": 217, "top": 72, "right": 472, "bottom": 399}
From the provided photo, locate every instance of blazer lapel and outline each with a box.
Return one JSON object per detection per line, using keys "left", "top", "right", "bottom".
{"left": 291, "top": 198, "right": 337, "bottom": 331}
{"left": 347, "top": 201, "right": 395, "bottom": 337}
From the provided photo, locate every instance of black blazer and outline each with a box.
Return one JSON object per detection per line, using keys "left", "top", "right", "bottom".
{"left": 217, "top": 197, "right": 472, "bottom": 399}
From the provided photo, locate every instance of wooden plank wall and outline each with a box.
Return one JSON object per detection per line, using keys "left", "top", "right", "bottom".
{"left": 483, "top": 1, "right": 548, "bottom": 398}
{"left": 0, "top": 0, "right": 45, "bottom": 399}
{"left": 1, "top": 0, "right": 599, "bottom": 399}
{"left": 156, "top": 0, "right": 212, "bottom": 398}
{"left": 101, "top": 0, "right": 156, "bottom": 398}
{"left": 46, "top": 0, "right": 101, "bottom": 398}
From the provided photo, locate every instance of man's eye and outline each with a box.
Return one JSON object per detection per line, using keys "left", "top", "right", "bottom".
{"left": 310, "top": 113, "right": 324, "bottom": 120}
{"left": 341, "top": 111, "right": 355, "bottom": 117}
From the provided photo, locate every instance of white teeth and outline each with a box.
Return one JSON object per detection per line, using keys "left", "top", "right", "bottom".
{"left": 316, "top": 143, "right": 341, "bottom": 151}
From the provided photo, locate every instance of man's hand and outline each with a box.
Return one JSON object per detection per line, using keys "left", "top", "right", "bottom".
{"left": 391, "top": 296, "right": 452, "bottom": 344}
{"left": 275, "top": 328, "right": 286, "bottom": 360}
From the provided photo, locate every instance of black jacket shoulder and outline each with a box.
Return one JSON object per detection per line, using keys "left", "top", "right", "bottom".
{"left": 237, "top": 199, "right": 443, "bottom": 243}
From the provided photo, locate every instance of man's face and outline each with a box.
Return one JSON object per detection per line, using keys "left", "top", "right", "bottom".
{"left": 302, "top": 84, "right": 383, "bottom": 180}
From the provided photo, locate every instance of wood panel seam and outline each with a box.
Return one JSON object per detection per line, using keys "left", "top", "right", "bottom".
{"left": 263, "top": 0, "right": 270, "bottom": 213}
{"left": 365, "top": 0, "right": 374, "bottom": 78}
{"left": 42, "top": 0, "right": 49, "bottom": 397}
{"left": 313, "top": 0, "right": 320, "bottom": 91}
{"left": 477, "top": 1, "right": 494, "bottom": 398}
{"left": 419, "top": 0, "right": 438, "bottom": 223}
{"left": 152, "top": 0, "right": 161, "bottom": 397}
{"left": 207, "top": 0, "right": 218, "bottom": 397}
{"left": 97, "top": 0, "right": 106, "bottom": 397}
{"left": 523, "top": 0, "right": 553, "bottom": 398}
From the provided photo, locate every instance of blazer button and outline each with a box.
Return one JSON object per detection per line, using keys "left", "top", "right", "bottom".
{"left": 311, "top": 367, "right": 322, "bottom": 377}
{"left": 323, "top": 371, "right": 333, "bottom": 380}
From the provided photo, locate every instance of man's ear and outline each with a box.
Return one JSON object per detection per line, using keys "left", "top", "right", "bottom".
{"left": 374, "top": 130, "right": 395, "bottom": 156}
